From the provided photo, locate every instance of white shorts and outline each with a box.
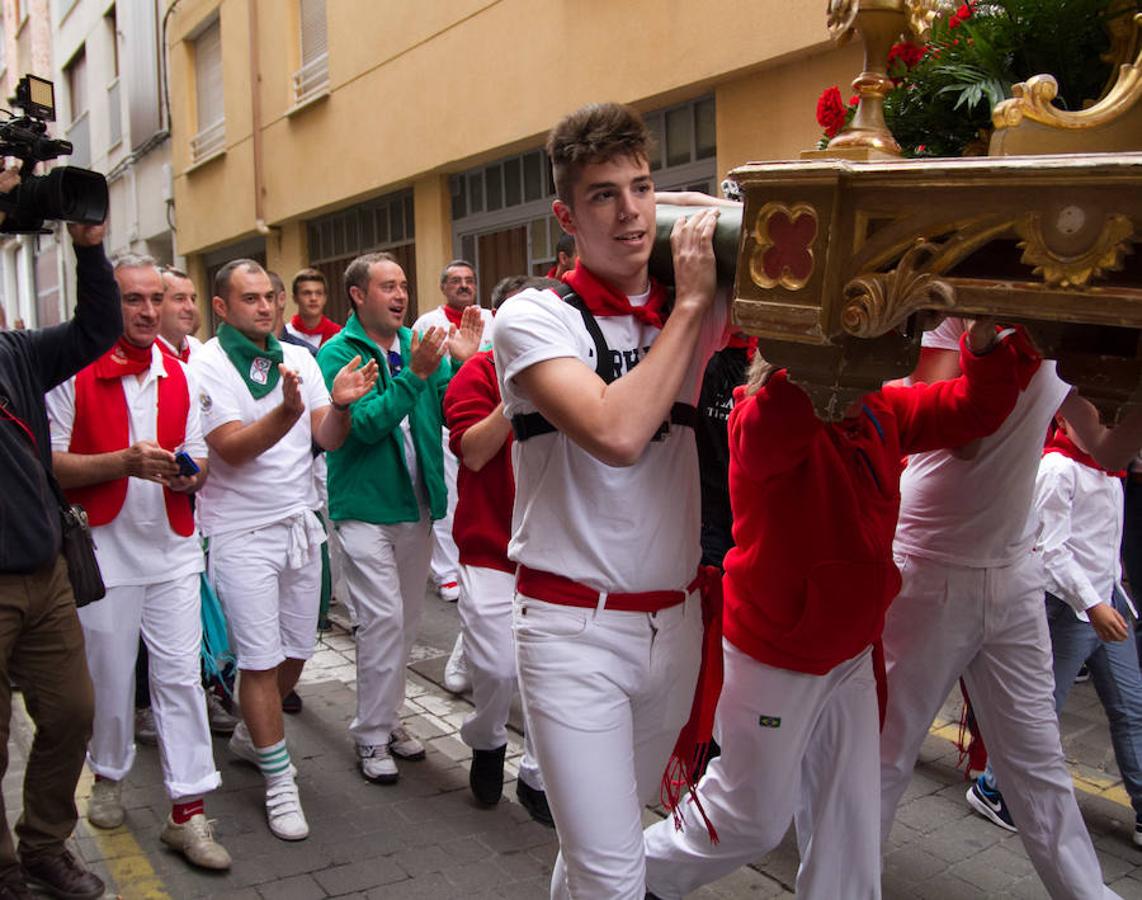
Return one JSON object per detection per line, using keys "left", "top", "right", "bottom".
{"left": 209, "top": 511, "right": 325, "bottom": 671}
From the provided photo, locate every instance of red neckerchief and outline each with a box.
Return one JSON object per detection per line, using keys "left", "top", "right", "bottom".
{"left": 92, "top": 337, "right": 153, "bottom": 379}
{"left": 289, "top": 314, "right": 340, "bottom": 342}
{"left": 1044, "top": 427, "right": 1126, "bottom": 478}
{"left": 726, "top": 332, "right": 759, "bottom": 361}
{"left": 157, "top": 336, "right": 191, "bottom": 364}
{"left": 562, "top": 262, "right": 668, "bottom": 330}
{"left": 441, "top": 304, "right": 465, "bottom": 329}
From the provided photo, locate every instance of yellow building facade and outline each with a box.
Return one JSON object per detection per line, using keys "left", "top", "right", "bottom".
{"left": 166, "top": 0, "right": 862, "bottom": 324}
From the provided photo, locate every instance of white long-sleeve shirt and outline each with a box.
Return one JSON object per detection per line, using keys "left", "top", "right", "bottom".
{"left": 1031, "top": 450, "right": 1133, "bottom": 621}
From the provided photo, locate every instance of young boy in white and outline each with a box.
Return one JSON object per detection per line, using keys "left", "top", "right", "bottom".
{"left": 492, "top": 102, "right": 726, "bottom": 898}
{"left": 192, "top": 259, "right": 376, "bottom": 841}
{"left": 880, "top": 316, "right": 1142, "bottom": 899}
{"left": 47, "top": 255, "right": 228, "bottom": 870}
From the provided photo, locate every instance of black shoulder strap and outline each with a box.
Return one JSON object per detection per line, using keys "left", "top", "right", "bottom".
{"left": 554, "top": 283, "right": 614, "bottom": 385}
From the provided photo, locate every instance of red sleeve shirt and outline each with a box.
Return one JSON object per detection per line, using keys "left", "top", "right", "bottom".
{"left": 442, "top": 351, "right": 515, "bottom": 573}
{"left": 722, "top": 332, "right": 1029, "bottom": 675}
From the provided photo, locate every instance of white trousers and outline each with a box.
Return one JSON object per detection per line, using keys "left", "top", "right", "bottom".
{"left": 514, "top": 590, "right": 702, "bottom": 900}
{"left": 644, "top": 642, "right": 880, "bottom": 900}
{"left": 456, "top": 565, "right": 542, "bottom": 789}
{"left": 338, "top": 517, "right": 433, "bottom": 745}
{"left": 429, "top": 436, "right": 460, "bottom": 586}
{"left": 880, "top": 551, "right": 1118, "bottom": 900}
{"left": 79, "top": 574, "right": 221, "bottom": 800}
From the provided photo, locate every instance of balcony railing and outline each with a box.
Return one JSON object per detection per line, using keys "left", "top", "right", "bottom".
{"left": 107, "top": 78, "right": 122, "bottom": 149}
{"left": 65, "top": 112, "right": 90, "bottom": 168}
{"left": 190, "top": 118, "right": 225, "bottom": 164}
{"left": 291, "top": 52, "right": 329, "bottom": 107}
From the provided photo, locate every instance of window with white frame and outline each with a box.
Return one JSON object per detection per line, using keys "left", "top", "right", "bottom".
{"left": 292, "top": 0, "right": 328, "bottom": 106}
{"left": 64, "top": 47, "right": 89, "bottom": 167}
{"left": 191, "top": 18, "right": 225, "bottom": 163}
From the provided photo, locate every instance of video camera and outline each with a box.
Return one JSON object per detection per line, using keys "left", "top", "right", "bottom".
{"left": 0, "top": 74, "right": 108, "bottom": 234}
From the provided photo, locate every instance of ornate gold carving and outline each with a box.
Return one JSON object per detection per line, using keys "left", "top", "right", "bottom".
{"left": 904, "top": 0, "right": 955, "bottom": 41}
{"left": 841, "top": 240, "right": 957, "bottom": 338}
{"left": 826, "top": 0, "right": 859, "bottom": 43}
{"left": 1015, "top": 212, "right": 1135, "bottom": 288}
{"left": 749, "top": 201, "right": 819, "bottom": 292}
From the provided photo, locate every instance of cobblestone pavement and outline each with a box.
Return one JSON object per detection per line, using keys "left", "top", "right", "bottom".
{"left": 7, "top": 592, "right": 1142, "bottom": 898}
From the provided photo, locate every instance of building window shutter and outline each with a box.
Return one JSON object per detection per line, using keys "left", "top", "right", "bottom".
{"left": 292, "top": 0, "right": 328, "bottom": 105}
{"left": 300, "top": 0, "right": 327, "bottom": 67}
{"left": 191, "top": 19, "right": 225, "bottom": 161}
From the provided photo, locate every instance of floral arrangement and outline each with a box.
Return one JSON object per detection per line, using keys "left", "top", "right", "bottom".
{"left": 815, "top": 0, "right": 1139, "bottom": 157}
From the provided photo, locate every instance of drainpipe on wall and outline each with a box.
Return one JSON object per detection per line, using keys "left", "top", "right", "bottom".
{"left": 248, "top": 0, "right": 271, "bottom": 237}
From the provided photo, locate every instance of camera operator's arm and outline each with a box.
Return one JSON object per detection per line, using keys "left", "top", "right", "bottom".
{"left": 28, "top": 221, "right": 122, "bottom": 392}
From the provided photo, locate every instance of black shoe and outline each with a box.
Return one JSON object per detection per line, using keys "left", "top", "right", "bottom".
{"left": 0, "top": 870, "right": 33, "bottom": 900}
{"left": 21, "top": 850, "right": 104, "bottom": 900}
{"left": 516, "top": 778, "right": 555, "bottom": 828}
{"left": 282, "top": 690, "right": 303, "bottom": 715}
{"left": 469, "top": 745, "right": 507, "bottom": 806}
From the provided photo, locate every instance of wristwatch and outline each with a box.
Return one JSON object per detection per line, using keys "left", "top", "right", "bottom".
{"left": 332, "top": 399, "right": 351, "bottom": 412}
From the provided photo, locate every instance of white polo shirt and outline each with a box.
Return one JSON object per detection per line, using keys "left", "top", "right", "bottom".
{"left": 191, "top": 338, "right": 329, "bottom": 537}
{"left": 47, "top": 345, "right": 206, "bottom": 587}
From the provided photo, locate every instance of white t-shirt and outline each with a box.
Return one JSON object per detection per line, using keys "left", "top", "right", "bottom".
{"left": 412, "top": 304, "right": 495, "bottom": 353}
{"left": 1033, "top": 451, "right": 1130, "bottom": 620}
{"left": 493, "top": 285, "right": 727, "bottom": 593}
{"left": 191, "top": 338, "right": 329, "bottom": 537}
{"left": 893, "top": 318, "right": 1073, "bottom": 567}
{"left": 47, "top": 345, "right": 206, "bottom": 587}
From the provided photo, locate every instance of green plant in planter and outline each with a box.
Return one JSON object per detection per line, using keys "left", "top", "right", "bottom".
{"left": 875, "top": 0, "right": 1137, "bottom": 157}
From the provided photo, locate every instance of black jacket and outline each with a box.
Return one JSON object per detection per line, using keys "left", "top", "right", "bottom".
{"left": 0, "top": 243, "right": 120, "bottom": 573}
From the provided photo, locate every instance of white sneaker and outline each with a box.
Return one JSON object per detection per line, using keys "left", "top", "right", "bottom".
{"left": 228, "top": 722, "right": 298, "bottom": 777}
{"left": 87, "top": 778, "right": 124, "bottom": 829}
{"left": 264, "top": 780, "right": 308, "bottom": 841}
{"left": 443, "top": 634, "right": 471, "bottom": 694}
{"left": 389, "top": 725, "right": 426, "bottom": 760}
{"left": 436, "top": 581, "right": 460, "bottom": 603}
{"left": 160, "top": 813, "right": 232, "bottom": 869}
{"left": 357, "top": 743, "right": 399, "bottom": 784}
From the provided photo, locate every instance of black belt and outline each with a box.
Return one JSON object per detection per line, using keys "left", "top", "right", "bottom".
{"left": 512, "top": 402, "right": 698, "bottom": 443}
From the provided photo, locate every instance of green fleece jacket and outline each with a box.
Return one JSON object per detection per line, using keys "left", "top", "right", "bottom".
{"left": 317, "top": 314, "right": 451, "bottom": 524}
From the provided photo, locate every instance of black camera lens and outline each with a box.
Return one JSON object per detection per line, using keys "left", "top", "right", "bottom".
{"left": 1, "top": 166, "right": 109, "bottom": 232}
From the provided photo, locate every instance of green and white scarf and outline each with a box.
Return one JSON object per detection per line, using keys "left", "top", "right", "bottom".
{"left": 217, "top": 323, "right": 284, "bottom": 399}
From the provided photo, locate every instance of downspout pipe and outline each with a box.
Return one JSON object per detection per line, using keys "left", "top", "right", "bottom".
{"left": 248, "top": 0, "right": 271, "bottom": 236}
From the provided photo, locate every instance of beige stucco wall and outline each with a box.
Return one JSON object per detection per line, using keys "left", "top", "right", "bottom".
{"left": 167, "top": 0, "right": 861, "bottom": 316}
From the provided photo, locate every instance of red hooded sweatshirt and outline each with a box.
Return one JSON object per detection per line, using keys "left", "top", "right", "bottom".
{"left": 442, "top": 350, "right": 515, "bottom": 573}
{"left": 722, "top": 331, "right": 1034, "bottom": 675}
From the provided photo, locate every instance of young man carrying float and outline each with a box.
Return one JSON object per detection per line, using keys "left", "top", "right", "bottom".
{"left": 492, "top": 101, "right": 728, "bottom": 897}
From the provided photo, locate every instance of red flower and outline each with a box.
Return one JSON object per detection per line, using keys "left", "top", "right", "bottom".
{"left": 949, "top": 1, "right": 973, "bottom": 28}
{"left": 848, "top": 94, "right": 860, "bottom": 107}
{"left": 887, "top": 41, "right": 925, "bottom": 72}
{"left": 816, "top": 86, "right": 848, "bottom": 139}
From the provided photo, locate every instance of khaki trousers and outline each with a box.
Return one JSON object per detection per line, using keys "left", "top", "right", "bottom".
{"left": 0, "top": 555, "right": 94, "bottom": 873}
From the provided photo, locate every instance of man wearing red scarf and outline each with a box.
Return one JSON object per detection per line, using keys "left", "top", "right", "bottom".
{"left": 157, "top": 266, "right": 203, "bottom": 363}
{"left": 284, "top": 268, "right": 341, "bottom": 350}
{"left": 412, "top": 260, "right": 495, "bottom": 606}
{"left": 46, "top": 255, "right": 230, "bottom": 871}
{"left": 491, "top": 102, "right": 729, "bottom": 897}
